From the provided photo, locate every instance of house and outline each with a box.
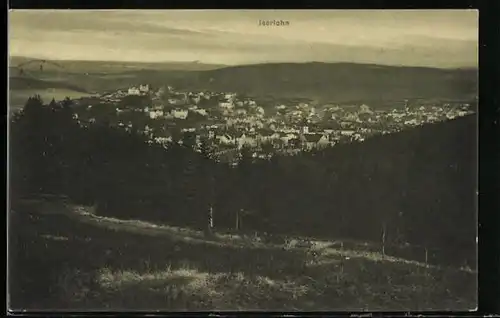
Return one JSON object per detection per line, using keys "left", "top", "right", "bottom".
{"left": 191, "top": 95, "right": 201, "bottom": 104}
{"left": 404, "top": 119, "right": 419, "bottom": 126}
{"left": 288, "top": 137, "right": 301, "bottom": 148}
{"left": 149, "top": 110, "right": 164, "bottom": 119}
{"left": 154, "top": 136, "right": 172, "bottom": 145}
{"left": 219, "top": 99, "right": 234, "bottom": 109}
{"left": 168, "top": 98, "right": 184, "bottom": 105}
{"left": 208, "top": 129, "right": 216, "bottom": 140}
{"left": 317, "top": 134, "right": 331, "bottom": 148}
{"left": 128, "top": 87, "right": 140, "bottom": 95}
{"left": 345, "top": 113, "right": 360, "bottom": 121}
{"left": 236, "top": 108, "right": 247, "bottom": 116}
{"left": 171, "top": 109, "right": 189, "bottom": 120}
{"left": 300, "top": 133, "right": 326, "bottom": 150}
{"left": 225, "top": 93, "right": 236, "bottom": 100}
{"left": 446, "top": 113, "right": 457, "bottom": 120}
{"left": 246, "top": 100, "right": 257, "bottom": 107}
{"left": 237, "top": 134, "right": 257, "bottom": 149}
{"left": 139, "top": 84, "right": 150, "bottom": 93}
{"left": 353, "top": 133, "right": 365, "bottom": 142}
{"left": 216, "top": 134, "right": 235, "bottom": 145}
{"left": 340, "top": 130, "right": 356, "bottom": 136}
{"left": 359, "top": 104, "right": 373, "bottom": 114}
{"left": 358, "top": 113, "right": 373, "bottom": 122}
{"left": 194, "top": 109, "right": 208, "bottom": 116}
{"left": 269, "top": 132, "right": 281, "bottom": 140}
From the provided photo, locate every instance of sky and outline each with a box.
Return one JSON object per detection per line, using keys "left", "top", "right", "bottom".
{"left": 8, "top": 10, "right": 478, "bottom": 68}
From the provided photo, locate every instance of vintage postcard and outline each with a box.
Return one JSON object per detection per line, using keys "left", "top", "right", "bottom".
{"left": 8, "top": 9, "right": 478, "bottom": 311}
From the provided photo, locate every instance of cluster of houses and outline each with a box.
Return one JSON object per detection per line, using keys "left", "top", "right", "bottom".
{"left": 128, "top": 84, "right": 151, "bottom": 96}
{"left": 146, "top": 122, "right": 362, "bottom": 154}
{"left": 75, "top": 84, "right": 475, "bottom": 159}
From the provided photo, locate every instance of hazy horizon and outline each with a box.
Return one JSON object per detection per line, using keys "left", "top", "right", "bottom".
{"left": 9, "top": 10, "right": 478, "bottom": 68}
{"left": 8, "top": 56, "right": 480, "bottom": 71}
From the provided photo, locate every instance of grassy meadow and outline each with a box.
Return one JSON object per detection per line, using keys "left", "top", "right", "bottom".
{"left": 8, "top": 198, "right": 477, "bottom": 311}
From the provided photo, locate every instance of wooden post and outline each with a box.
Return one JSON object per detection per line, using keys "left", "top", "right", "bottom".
{"left": 338, "top": 241, "right": 344, "bottom": 282}
{"left": 235, "top": 209, "right": 240, "bottom": 231}
{"left": 207, "top": 205, "right": 213, "bottom": 235}
{"left": 425, "top": 247, "right": 428, "bottom": 267}
{"left": 239, "top": 209, "right": 243, "bottom": 230}
{"left": 424, "top": 247, "right": 429, "bottom": 278}
{"left": 382, "top": 222, "right": 386, "bottom": 257}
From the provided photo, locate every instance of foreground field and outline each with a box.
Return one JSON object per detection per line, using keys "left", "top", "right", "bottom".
{"left": 8, "top": 199, "right": 477, "bottom": 311}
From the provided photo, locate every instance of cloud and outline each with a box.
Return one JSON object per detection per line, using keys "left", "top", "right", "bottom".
{"left": 8, "top": 10, "right": 478, "bottom": 67}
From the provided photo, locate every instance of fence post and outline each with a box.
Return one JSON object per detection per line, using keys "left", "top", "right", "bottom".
{"left": 235, "top": 209, "right": 239, "bottom": 231}
{"left": 381, "top": 222, "right": 386, "bottom": 257}
{"left": 425, "top": 247, "right": 428, "bottom": 267}
{"left": 338, "top": 241, "right": 344, "bottom": 282}
{"left": 206, "top": 205, "right": 214, "bottom": 236}
{"left": 424, "top": 247, "right": 429, "bottom": 278}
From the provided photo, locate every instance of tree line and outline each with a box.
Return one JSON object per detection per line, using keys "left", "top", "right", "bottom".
{"left": 10, "top": 96, "right": 477, "bottom": 268}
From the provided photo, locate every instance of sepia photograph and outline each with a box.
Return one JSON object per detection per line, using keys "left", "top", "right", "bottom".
{"left": 7, "top": 9, "right": 478, "bottom": 311}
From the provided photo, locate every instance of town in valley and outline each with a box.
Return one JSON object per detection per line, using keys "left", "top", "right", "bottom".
{"left": 8, "top": 9, "right": 479, "bottom": 312}
{"left": 67, "top": 83, "right": 476, "bottom": 163}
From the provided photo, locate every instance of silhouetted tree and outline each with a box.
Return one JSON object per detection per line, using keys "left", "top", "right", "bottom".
{"left": 9, "top": 95, "right": 477, "bottom": 268}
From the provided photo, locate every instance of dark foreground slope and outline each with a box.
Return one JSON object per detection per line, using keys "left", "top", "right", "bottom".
{"left": 8, "top": 199, "right": 476, "bottom": 311}
{"left": 8, "top": 99, "right": 477, "bottom": 310}
{"left": 9, "top": 98, "right": 477, "bottom": 275}
{"left": 249, "top": 114, "right": 477, "bottom": 267}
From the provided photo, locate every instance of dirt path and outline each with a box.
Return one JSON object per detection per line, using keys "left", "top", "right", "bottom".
{"left": 13, "top": 198, "right": 476, "bottom": 274}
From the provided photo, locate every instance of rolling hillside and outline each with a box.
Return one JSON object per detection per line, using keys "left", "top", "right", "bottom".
{"left": 9, "top": 56, "right": 227, "bottom": 73}
{"left": 9, "top": 76, "right": 89, "bottom": 93}
{"left": 8, "top": 59, "right": 478, "bottom": 111}
{"left": 171, "top": 62, "right": 478, "bottom": 103}
{"left": 8, "top": 77, "right": 93, "bottom": 112}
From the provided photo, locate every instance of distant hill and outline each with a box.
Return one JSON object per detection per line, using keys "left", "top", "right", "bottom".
{"left": 8, "top": 58, "right": 478, "bottom": 107}
{"left": 9, "top": 56, "right": 227, "bottom": 73}
{"left": 9, "top": 76, "right": 89, "bottom": 93}
{"left": 171, "top": 62, "right": 477, "bottom": 104}
{"left": 8, "top": 77, "right": 92, "bottom": 112}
